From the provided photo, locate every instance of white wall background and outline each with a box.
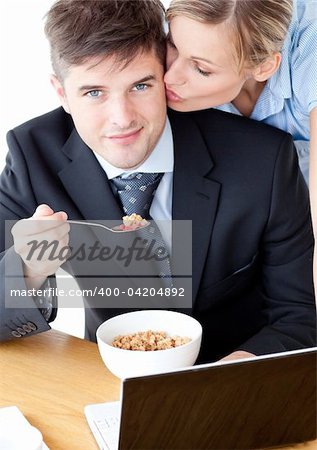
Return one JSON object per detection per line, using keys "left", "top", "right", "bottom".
{"left": 0, "top": 0, "right": 171, "bottom": 168}
{"left": 0, "top": 1, "right": 59, "bottom": 168}
{"left": 1, "top": 0, "right": 171, "bottom": 338}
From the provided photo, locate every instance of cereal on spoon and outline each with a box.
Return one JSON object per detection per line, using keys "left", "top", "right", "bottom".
{"left": 117, "top": 213, "right": 149, "bottom": 231}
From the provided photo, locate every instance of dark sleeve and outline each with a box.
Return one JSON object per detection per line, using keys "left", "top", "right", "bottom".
{"left": 0, "top": 131, "right": 56, "bottom": 342}
{"left": 239, "top": 134, "right": 316, "bottom": 354}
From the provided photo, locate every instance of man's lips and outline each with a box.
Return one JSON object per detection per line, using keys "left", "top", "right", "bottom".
{"left": 165, "top": 88, "right": 183, "bottom": 102}
{"left": 106, "top": 128, "right": 142, "bottom": 144}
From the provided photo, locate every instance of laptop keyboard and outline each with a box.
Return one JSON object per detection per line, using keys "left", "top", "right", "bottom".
{"left": 85, "top": 402, "right": 120, "bottom": 450}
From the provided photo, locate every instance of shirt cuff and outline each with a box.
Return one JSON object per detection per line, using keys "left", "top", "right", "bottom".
{"left": 32, "top": 278, "right": 53, "bottom": 322}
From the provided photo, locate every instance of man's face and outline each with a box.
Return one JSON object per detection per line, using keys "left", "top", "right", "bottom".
{"left": 52, "top": 50, "right": 167, "bottom": 170}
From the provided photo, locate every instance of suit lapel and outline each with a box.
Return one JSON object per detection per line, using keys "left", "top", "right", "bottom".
{"left": 57, "top": 130, "right": 140, "bottom": 280}
{"left": 57, "top": 115, "right": 221, "bottom": 303}
{"left": 58, "top": 129, "right": 122, "bottom": 221}
{"left": 168, "top": 110, "right": 221, "bottom": 303}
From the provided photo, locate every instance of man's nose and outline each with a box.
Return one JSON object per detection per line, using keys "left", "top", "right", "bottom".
{"left": 164, "top": 58, "right": 186, "bottom": 87}
{"left": 108, "top": 97, "right": 136, "bottom": 129}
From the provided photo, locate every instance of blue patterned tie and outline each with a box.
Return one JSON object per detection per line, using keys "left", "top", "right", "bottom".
{"left": 111, "top": 172, "right": 163, "bottom": 219}
{"left": 111, "top": 173, "right": 172, "bottom": 286}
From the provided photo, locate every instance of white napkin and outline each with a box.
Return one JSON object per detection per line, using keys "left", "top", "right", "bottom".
{"left": 0, "top": 406, "right": 49, "bottom": 450}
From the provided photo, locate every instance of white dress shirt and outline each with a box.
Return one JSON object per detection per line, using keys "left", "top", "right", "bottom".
{"left": 94, "top": 118, "right": 174, "bottom": 249}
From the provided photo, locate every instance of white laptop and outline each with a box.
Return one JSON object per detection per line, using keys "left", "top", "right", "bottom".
{"left": 85, "top": 347, "right": 316, "bottom": 450}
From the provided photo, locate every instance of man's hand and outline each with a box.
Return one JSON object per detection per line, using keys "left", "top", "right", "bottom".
{"left": 220, "top": 350, "right": 255, "bottom": 362}
{"left": 11, "top": 204, "right": 70, "bottom": 289}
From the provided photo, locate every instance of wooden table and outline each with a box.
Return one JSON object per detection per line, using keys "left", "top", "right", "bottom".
{"left": 1, "top": 330, "right": 316, "bottom": 449}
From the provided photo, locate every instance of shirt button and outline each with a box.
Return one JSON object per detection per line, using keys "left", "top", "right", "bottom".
{"left": 27, "top": 322, "right": 37, "bottom": 331}
{"left": 11, "top": 330, "right": 22, "bottom": 338}
{"left": 16, "top": 327, "right": 26, "bottom": 336}
{"left": 22, "top": 324, "right": 32, "bottom": 333}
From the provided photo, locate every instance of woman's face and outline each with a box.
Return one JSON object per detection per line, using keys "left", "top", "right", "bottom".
{"left": 164, "top": 16, "right": 250, "bottom": 112}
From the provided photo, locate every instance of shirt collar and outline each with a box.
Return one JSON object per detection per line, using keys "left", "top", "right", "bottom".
{"left": 249, "top": 1, "right": 299, "bottom": 120}
{"left": 266, "top": 0, "right": 298, "bottom": 102}
{"left": 267, "top": 44, "right": 292, "bottom": 103}
{"left": 94, "top": 118, "right": 174, "bottom": 180}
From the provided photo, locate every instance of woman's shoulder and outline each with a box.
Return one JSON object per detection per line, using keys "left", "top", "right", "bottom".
{"left": 296, "top": 0, "right": 317, "bottom": 22}
{"left": 289, "top": 0, "right": 317, "bottom": 49}
{"left": 285, "top": 0, "right": 317, "bottom": 112}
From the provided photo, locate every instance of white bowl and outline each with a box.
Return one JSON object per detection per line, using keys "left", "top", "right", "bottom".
{"left": 96, "top": 310, "right": 202, "bottom": 379}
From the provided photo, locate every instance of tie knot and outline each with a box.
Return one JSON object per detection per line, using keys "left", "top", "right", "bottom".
{"left": 111, "top": 172, "right": 163, "bottom": 218}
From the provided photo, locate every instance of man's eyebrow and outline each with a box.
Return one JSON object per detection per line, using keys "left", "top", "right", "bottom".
{"left": 131, "top": 75, "right": 156, "bottom": 86}
{"left": 78, "top": 76, "right": 156, "bottom": 93}
{"left": 78, "top": 85, "right": 105, "bottom": 93}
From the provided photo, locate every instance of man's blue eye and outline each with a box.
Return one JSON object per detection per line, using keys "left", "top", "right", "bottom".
{"left": 134, "top": 83, "right": 147, "bottom": 91}
{"left": 87, "top": 90, "right": 101, "bottom": 97}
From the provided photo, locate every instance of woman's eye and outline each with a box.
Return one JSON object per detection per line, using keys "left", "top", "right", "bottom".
{"left": 86, "top": 90, "right": 101, "bottom": 97}
{"left": 195, "top": 66, "right": 211, "bottom": 77}
{"left": 133, "top": 83, "right": 148, "bottom": 91}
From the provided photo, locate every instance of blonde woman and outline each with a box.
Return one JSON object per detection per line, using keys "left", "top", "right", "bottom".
{"left": 164, "top": 0, "right": 317, "bottom": 303}
{"left": 165, "top": 0, "right": 317, "bottom": 185}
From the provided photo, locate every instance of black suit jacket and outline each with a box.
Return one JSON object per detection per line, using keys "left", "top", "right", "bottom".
{"left": 0, "top": 107, "right": 315, "bottom": 362}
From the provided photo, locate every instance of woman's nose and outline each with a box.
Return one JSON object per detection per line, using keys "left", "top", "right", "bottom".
{"left": 164, "top": 57, "right": 186, "bottom": 87}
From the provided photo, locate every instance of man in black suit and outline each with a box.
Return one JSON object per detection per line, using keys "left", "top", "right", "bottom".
{"left": 0, "top": 0, "right": 315, "bottom": 363}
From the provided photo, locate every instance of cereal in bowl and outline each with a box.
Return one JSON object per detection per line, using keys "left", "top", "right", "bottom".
{"left": 112, "top": 330, "right": 191, "bottom": 351}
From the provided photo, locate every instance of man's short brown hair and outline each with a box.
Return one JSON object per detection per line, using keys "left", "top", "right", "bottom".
{"left": 45, "top": 0, "right": 166, "bottom": 80}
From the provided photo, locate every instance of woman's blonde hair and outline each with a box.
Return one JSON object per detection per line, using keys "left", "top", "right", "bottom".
{"left": 166, "top": 0, "right": 293, "bottom": 71}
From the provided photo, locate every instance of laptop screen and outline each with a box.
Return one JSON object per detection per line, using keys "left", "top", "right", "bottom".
{"left": 119, "top": 348, "right": 317, "bottom": 449}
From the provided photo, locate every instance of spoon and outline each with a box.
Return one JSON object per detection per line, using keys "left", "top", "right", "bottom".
{"left": 68, "top": 219, "right": 150, "bottom": 233}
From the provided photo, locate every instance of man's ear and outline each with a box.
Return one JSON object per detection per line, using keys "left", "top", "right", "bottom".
{"left": 50, "top": 74, "right": 70, "bottom": 114}
{"left": 252, "top": 52, "right": 281, "bottom": 82}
